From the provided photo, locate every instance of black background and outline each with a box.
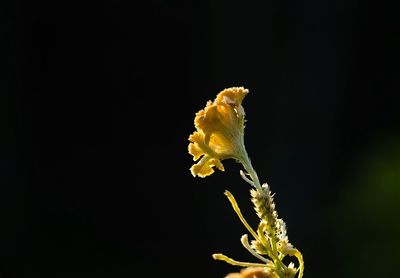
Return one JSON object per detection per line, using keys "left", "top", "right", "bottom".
{"left": 2, "top": 0, "right": 400, "bottom": 277}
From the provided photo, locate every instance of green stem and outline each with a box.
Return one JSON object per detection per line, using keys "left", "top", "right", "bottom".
{"left": 239, "top": 153, "right": 288, "bottom": 276}
{"left": 257, "top": 224, "right": 287, "bottom": 275}
{"left": 240, "top": 154, "right": 263, "bottom": 192}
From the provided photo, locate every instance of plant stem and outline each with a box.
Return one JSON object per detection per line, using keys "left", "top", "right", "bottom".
{"left": 239, "top": 153, "right": 288, "bottom": 277}
{"left": 240, "top": 154, "right": 263, "bottom": 192}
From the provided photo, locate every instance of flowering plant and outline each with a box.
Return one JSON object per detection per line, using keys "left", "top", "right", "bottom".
{"left": 188, "top": 87, "right": 304, "bottom": 278}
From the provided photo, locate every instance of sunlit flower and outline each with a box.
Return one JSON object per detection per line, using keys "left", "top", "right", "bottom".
{"left": 188, "top": 87, "right": 249, "bottom": 177}
{"left": 188, "top": 87, "right": 304, "bottom": 278}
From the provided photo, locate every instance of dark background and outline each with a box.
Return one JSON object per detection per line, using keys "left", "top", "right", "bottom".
{"left": 2, "top": 0, "right": 400, "bottom": 277}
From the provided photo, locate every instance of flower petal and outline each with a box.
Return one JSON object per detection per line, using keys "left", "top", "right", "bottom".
{"left": 209, "top": 157, "right": 225, "bottom": 171}
{"left": 188, "top": 142, "right": 203, "bottom": 161}
{"left": 215, "top": 87, "right": 248, "bottom": 106}
{"left": 195, "top": 103, "right": 221, "bottom": 136}
{"left": 190, "top": 155, "right": 224, "bottom": 177}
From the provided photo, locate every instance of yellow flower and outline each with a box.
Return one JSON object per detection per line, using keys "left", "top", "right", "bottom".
{"left": 188, "top": 87, "right": 249, "bottom": 177}
{"left": 225, "top": 267, "right": 275, "bottom": 278}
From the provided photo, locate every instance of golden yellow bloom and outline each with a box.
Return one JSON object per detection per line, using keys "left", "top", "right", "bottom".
{"left": 188, "top": 87, "right": 249, "bottom": 177}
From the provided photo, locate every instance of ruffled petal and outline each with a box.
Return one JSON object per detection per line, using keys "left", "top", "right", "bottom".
{"left": 190, "top": 155, "right": 225, "bottom": 177}
{"left": 215, "top": 87, "right": 248, "bottom": 106}
{"left": 209, "top": 157, "right": 225, "bottom": 172}
{"left": 195, "top": 103, "right": 220, "bottom": 136}
{"left": 188, "top": 142, "right": 203, "bottom": 161}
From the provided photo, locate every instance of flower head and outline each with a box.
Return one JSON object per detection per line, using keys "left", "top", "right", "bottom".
{"left": 188, "top": 87, "right": 249, "bottom": 177}
{"left": 225, "top": 267, "right": 275, "bottom": 278}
